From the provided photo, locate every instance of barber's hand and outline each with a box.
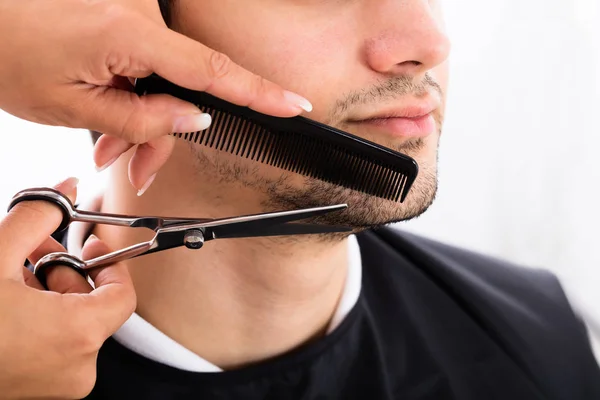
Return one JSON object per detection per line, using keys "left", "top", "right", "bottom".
{"left": 0, "top": 0, "right": 312, "bottom": 193}
{"left": 0, "top": 178, "right": 136, "bottom": 400}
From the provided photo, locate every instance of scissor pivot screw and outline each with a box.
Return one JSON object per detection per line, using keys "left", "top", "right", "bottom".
{"left": 184, "top": 229, "right": 205, "bottom": 249}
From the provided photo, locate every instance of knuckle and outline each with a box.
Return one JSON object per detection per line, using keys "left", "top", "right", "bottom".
{"left": 207, "top": 51, "right": 232, "bottom": 81}
{"left": 104, "top": 46, "right": 151, "bottom": 78}
{"left": 107, "top": 93, "right": 149, "bottom": 143}
{"left": 93, "top": 5, "right": 151, "bottom": 76}
{"left": 121, "top": 115, "right": 150, "bottom": 143}
{"left": 247, "top": 74, "right": 268, "bottom": 105}
{"left": 105, "top": 51, "right": 134, "bottom": 77}
{"left": 70, "top": 326, "right": 103, "bottom": 356}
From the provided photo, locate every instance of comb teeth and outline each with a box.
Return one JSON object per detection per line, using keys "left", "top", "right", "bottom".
{"left": 181, "top": 112, "right": 411, "bottom": 202}
{"left": 136, "top": 75, "right": 419, "bottom": 202}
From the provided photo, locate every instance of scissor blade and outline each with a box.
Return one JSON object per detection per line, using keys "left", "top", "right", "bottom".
{"left": 130, "top": 217, "right": 214, "bottom": 230}
{"left": 214, "top": 223, "right": 352, "bottom": 239}
{"left": 207, "top": 204, "right": 348, "bottom": 239}
{"left": 160, "top": 218, "right": 213, "bottom": 228}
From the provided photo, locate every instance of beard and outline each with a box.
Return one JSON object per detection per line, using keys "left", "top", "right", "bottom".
{"left": 189, "top": 74, "right": 443, "bottom": 233}
{"left": 189, "top": 136, "right": 439, "bottom": 232}
{"left": 266, "top": 162, "right": 438, "bottom": 230}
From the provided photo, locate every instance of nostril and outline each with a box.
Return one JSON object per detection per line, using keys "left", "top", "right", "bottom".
{"left": 400, "top": 61, "right": 422, "bottom": 67}
{"left": 390, "top": 60, "right": 423, "bottom": 75}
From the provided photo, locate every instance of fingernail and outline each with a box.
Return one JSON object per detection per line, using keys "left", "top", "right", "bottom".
{"left": 95, "top": 156, "right": 119, "bottom": 172}
{"left": 84, "top": 234, "right": 99, "bottom": 247}
{"left": 173, "top": 113, "right": 212, "bottom": 133}
{"left": 54, "top": 177, "right": 79, "bottom": 193}
{"left": 137, "top": 174, "right": 157, "bottom": 197}
{"left": 283, "top": 91, "right": 313, "bottom": 113}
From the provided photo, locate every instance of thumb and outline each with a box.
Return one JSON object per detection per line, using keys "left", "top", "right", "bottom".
{"left": 80, "top": 235, "right": 137, "bottom": 337}
{"left": 0, "top": 177, "right": 78, "bottom": 280}
{"left": 75, "top": 87, "right": 212, "bottom": 144}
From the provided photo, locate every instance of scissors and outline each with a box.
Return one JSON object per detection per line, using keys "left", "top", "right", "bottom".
{"left": 9, "top": 187, "right": 352, "bottom": 288}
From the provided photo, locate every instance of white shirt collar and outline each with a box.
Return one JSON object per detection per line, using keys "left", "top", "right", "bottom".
{"left": 68, "top": 195, "right": 363, "bottom": 372}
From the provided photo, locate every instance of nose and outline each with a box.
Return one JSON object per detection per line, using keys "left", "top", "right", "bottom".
{"left": 363, "top": 1, "right": 451, "bottom": 77}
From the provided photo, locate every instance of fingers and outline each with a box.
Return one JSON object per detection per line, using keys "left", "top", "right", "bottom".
{"left": 128, "top": 135, "right": 176, "bottom": 195}
{"left": 28, "top": 235, "right": 67, "bottom": 266}
{"left": 93, "top": 133, "right": 177, "bottom": 194}
{"left": 93, "top": 134, "right": 133, "bottom": 172}
{"left": 141, "top": 26, "right": 312, "bottom": 117}
{"left": 47, "top": 266, "right": 93, "bottom": 295}
{"left": 70, "top": 9, "right": 313, "bottom": 146}
{"left": 0, "top": 177, "right": 79, "bottom": 279}
{"left": 79, "top": 13, "right": 310, "bottom": 144}
{"left": 75, "top": 88, "right": 213, "bottom": 144}
{"left": 28, "top": 235, "right": 92, "bottom": 294}
{"left": 80, "top": 236, "right": 137, "bottom": 337}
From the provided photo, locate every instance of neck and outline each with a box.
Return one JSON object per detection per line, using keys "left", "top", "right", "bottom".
{"left": 94, "top": 145, "right": 349, "bottom": 369}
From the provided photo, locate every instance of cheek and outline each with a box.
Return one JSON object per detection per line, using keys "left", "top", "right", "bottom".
{"left": 258, "top": 27, "right": 359, "bottom": 121}
{"left": 174, "top": 3, "right": 356, "bottom": 119}
{"left": 263, "top": 35, "right": 347, "bottom": 117}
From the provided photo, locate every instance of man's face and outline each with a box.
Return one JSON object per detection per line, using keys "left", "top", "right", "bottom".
{"left": 171, "top": 0, "right": 450, "bottom": 228}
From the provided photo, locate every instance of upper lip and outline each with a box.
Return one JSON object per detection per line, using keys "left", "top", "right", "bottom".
{"left": 347, "top": 97, "right": 440, "bottom": 122}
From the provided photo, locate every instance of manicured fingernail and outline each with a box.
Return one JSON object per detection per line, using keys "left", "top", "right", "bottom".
{"left": 283, "top": 91, "right": 313, "bottom": 113}
{"left": 54, "top": 177, "right": 79, "bottom": 193}
{"left": 84, "top": 234, "right": 99, "bottom": 247}
{"left": 137, "top": 174, "right": 157, "bottom": 197}
{"left": 95, "top": 156, "right": 119, "bottom": 172}
{"left": 173, "top": 113, "right": 212, "bottom": 133}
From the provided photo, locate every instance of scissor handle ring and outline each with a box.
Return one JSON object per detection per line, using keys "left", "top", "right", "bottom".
{"left": 8, "top": 188, "right": 74, "bottom": 233}
{"left": 34, "top": 253, "right": 87, "bottom": 290}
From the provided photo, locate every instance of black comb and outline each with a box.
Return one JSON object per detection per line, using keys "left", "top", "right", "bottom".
{"left": 135, "top": 75, "right": 418, "bottom": 202}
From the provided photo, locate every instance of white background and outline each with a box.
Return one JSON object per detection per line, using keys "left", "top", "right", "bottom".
{"left": 0, "top": 1, "right": 598, "bottom": 350}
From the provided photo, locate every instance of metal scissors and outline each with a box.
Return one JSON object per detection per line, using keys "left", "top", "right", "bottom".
{"left": 9, "top": 187, "right": 351, "bottom": 288}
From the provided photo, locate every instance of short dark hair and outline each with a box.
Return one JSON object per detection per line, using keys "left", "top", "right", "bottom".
{"left": 91, "top": 0, "right": 172, "bottom": 145}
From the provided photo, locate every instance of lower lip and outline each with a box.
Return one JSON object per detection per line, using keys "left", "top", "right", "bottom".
{"left": 353, "top": 114, "right": 436, "bottom": 138}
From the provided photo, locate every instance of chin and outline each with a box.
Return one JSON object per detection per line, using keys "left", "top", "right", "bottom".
{"left": 189, "top": 135, "right": 439, "bottom": 230}
{"left": 262, "top": 157, "right": 438, "bottom": 230}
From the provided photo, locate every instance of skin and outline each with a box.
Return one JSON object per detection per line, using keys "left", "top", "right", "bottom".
{"left": 0, "top": 0, "right": 312, "bottom": 397}
{"left": 0, "top": 178, "right": 136, "bottom": 399}
{"left": 0, "top": 0, "right": 311, "bottom": 193}
{"left": 94, "top": 0, "right": 450, "bottom": 370}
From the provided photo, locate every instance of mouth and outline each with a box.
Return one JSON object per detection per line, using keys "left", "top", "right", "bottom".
{"left": 345, "top": 99, "right": 439, "bottom": 139}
